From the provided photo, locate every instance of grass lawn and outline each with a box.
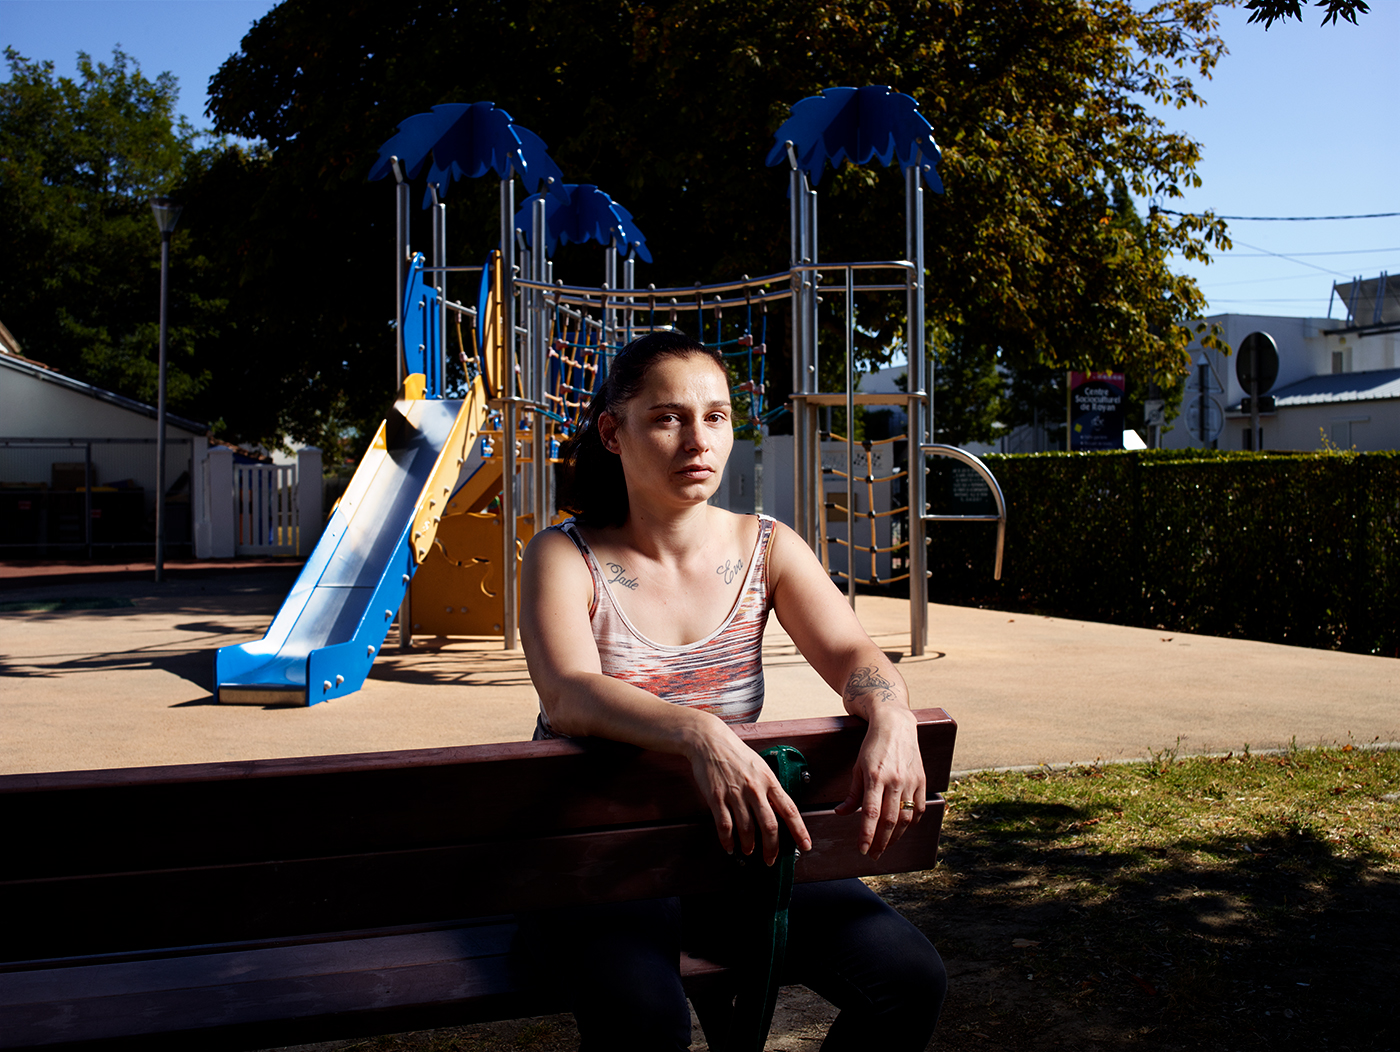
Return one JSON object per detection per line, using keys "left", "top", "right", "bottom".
{"left": 879, "top": 743, "right": 1400, "bottom": 1051}
{"left": 273, "top": 745, "right": 1400, "bottom": 1052}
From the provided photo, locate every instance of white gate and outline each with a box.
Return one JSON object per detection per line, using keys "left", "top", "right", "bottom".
{"left": 235, "top": 464, "right": 299, "bottom": 555}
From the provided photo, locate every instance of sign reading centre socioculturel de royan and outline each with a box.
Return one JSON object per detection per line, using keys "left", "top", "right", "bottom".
{"left": 1069, "top": 371, "right": 1126, "bottom": 451}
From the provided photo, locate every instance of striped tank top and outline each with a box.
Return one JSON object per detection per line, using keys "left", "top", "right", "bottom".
{"left": 534, "top": 515, "right": 777, "bottom": 739}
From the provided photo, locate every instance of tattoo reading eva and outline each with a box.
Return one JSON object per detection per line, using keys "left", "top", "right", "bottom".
{"left": 845, "top": 666, "right": 898, "bottom": 705}
{"left": 605, "top": 562, "right": 639, "bottom": 590}
{"left": 717, "top": 558, "right": 744, "bottom": 585}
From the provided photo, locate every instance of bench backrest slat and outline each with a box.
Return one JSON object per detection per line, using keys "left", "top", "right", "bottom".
{"left": 0, "top": 710, "right": 956, "bottom": 963}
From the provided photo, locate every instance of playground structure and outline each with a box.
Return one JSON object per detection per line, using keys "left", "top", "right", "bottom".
{"left": 216, "top": 90, "right": 1006, "bottom": 706}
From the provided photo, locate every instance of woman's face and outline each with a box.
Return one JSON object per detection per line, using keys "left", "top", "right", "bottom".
{"left": 599, "top": 354, "right": 733, "bottom": 510}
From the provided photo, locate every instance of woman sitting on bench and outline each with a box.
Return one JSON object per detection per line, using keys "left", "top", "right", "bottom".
{"left": 519, "top": 330, "right": 946, "bottom": 1051}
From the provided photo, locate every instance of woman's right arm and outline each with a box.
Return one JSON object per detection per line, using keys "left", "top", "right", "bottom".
{"left": 519, "top": 529, "right": 810, "bottom": 864}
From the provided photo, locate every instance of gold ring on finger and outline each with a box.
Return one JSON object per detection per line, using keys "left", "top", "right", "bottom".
{"left": 900, "top": 800, "right": 916, "bottom": 810}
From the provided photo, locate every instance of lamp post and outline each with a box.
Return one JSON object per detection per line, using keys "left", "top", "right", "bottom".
{"left": 150, "top": 196, "right": 182, "bottom": 583}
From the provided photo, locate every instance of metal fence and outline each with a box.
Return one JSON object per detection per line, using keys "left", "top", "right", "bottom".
{"left": 0, "top": 438, "right": 193, "bottom": 558}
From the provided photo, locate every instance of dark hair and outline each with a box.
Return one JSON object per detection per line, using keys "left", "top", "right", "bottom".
{"left": 556, "top": 330, "right": 725, "bottom": 528}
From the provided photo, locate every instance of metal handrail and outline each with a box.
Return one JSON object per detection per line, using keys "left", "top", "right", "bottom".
{"left": 920, "top": 444, "right": 1006, "bottom": 580}
{"left": 512, "top": 259, "right": 917, "bottom": 313}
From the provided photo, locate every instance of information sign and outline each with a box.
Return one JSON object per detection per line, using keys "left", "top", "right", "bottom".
{"left": 1069, "top": 371, "right": 1126, "bottom": 451}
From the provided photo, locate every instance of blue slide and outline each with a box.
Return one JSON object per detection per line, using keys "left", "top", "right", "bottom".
{"left": 214, "top": 391, "right": 490, "bottom": 706}
{"left": 216, "top": 254, "right": 494, "bottom": 705}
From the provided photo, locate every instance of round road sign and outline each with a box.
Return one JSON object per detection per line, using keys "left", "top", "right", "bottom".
{"left": 1236, "top": 331, "right": 1279, "bottom": 394}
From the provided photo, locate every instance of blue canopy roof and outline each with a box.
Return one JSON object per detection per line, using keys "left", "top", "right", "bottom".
{"left": 767, "top": 85, "right": 943, "bottom": 192}
{"left": 513, "top": 183, "right": 652, "bottom": 263}
{"left": 368, "top": 102, "right": 566, "bottom": 207}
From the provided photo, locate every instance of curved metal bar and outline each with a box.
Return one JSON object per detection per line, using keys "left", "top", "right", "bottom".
{"left": 513, "top": 260, "right": 917, "bottom": 314}
{"left": 920, "top": 444, "right": 1006, "bottom": 581}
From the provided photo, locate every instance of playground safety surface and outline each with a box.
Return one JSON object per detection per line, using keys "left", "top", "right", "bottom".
{"left": 1, "top": 559, "right": 1396, "bottom": 776}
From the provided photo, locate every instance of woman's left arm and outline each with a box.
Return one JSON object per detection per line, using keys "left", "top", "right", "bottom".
{"left": 767, "top": 522, "right": 926, "bottom": 860}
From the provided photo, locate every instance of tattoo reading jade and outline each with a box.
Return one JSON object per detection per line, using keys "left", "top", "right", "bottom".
{"left": 605, "top": 562, "right": 639, "bottom": 590}
{"left": 845, "top": 666, "right": 899, "bottom": 706}
{"left": 717, "top": 558, "right": 744, "bottom": 585}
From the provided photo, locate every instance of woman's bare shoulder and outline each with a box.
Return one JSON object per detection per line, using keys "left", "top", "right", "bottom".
{"left": 522, "top": 525, "right": 591, "bottom": 586}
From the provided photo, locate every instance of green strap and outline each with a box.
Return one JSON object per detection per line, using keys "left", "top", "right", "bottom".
{"left": 725, "top": 744, "right": 809, "bottom": 1052}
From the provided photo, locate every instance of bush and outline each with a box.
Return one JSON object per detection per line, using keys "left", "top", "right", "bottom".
{"left": 927, "top": 450, "right": 1400, "bottom": 657}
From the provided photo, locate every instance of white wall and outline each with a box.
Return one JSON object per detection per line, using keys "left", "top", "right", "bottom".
{"left": 1, "top": 362, "right": 208, "bottom": 537}
{"left": 0, "top": 365, "right": 203, "bottom": 441}
{"left": 1163, "top": 314, "right": 1400, "bottom": 452}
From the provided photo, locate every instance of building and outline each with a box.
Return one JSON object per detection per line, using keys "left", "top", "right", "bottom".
{"left": 0, "top": 342, "right": 322, "bottom": 559}
{"left": 0, "top": 344, "right": 210, "bottom": 557}
{"left": 1165, "top": 274, "right": 1400, "bottom": 452}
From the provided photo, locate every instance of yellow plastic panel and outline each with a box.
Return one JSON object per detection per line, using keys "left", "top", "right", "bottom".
{"left": 410, "top": 511, "right": 536, "bottom": 636}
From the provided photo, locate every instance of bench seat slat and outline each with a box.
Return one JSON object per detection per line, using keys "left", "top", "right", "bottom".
{"left": 0, "top": 928, "right": 735, "bottom": 1051}
{"left": 2, "top": 803, "right": 945, "bottom": 960}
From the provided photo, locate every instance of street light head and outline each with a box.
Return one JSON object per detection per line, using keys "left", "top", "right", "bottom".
{"left": 149, "top": 196, "right": 183, "bottom": 236}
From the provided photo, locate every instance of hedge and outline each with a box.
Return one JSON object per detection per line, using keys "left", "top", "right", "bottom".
{"left": 925, "top": 450, "right": 1400, "bottom": 657}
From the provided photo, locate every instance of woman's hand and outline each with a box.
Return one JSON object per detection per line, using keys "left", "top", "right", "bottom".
{"left": 766, "top": 523, "right": 927, "bottom": 859}
{"left": 683, "top": 717, "right": 813, "bottom": 867}
{"left": 833, "top": 676, "right": 926, "bottom": 860}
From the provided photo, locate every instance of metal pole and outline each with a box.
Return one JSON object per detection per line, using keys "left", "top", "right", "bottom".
{"left": 84, "top": 441, "right": 92, "bottom": 560}
{"left": 1249, "top": 342, "right": 1260, "bottom": 451}
{"left": 604, "top": 239, "right": 618, "bottom": 350}
{"left": 395, "top": 163, "right": 413, "bottom": 650}
{"left": 500, "top": 174, "right": 519, "bottom": 649}
{"left": 393, "top": 159, "right": 410, "bottom": 389}
{"left": 844, "top": 266, "right": 856, "bottom": 608}
{"left": 807, "top": 182, "right": 820, "bottom": 550}
{"left": 905, "top": 162, "right": 928, "bottom": 653}
{"left": 431, "top": 186, "right": 447, "bottom": 397}
{"left": 788, "top": 151, "right": 808, "bottom": 548}
{"left": 532, "top": 195, "right": 549, "bottom": 543}
{"left": 155, "top": 229, "right": 171, "bottom": 583}
{"left": 623, "top": 253, "right": 636, "bottom": 344}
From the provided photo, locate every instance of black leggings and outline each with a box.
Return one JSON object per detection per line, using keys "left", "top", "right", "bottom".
{"left": 518, "top": 878, "right": 946, "bottom": 1051}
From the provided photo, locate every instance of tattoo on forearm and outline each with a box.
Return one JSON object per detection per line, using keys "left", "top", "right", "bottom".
{"left": 845, "top": 666, "right": 899, "bottom": 706}
{"left": 717, "top": 558, "right": 744, "bottom": 585}
{"left": 605, "top": 562, "right": 639, "bottom": 590}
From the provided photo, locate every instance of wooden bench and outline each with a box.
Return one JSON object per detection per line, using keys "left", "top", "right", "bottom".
{"left": 0, "top": 708, "right": 956, "bottom": 1051}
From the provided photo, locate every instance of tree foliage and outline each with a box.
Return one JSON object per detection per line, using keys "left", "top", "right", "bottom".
{"left": 0, "top": 47, "right": 216, "bottom": 409}
{"left": 194, "top": 0, "right": 1233, "bottom": 453}
{"left": 1242, "top": 0, "right": 1370, "bottom": 29}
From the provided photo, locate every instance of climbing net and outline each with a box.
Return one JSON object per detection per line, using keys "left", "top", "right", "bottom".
{"left": 541, "top": 291, "right": 785, "bottom": 441}
{"left": 819, "top": 432, "right": 912, "bottom": 586}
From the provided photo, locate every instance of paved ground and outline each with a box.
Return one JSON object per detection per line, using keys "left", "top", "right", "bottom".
{"left": 1, "top": 560, "right": 1396, "bottom": 775}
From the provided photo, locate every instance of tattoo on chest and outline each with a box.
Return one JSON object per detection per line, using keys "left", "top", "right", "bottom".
{"left": 605, "top": 562, "right": 639, "bottom": 590}
{"left": 717, "top": 558, "right": 744, "bottom": 585}
{"left": 845, "top": 666, "right": 898, "bottom": 705}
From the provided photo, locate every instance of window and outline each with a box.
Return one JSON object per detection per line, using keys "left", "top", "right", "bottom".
{"left": 1332, "top": 351, "right": 1345, "bottom": 374}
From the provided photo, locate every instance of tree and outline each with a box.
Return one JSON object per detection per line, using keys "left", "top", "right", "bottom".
{"left": 1242, "top": 0, "right": 1370, "bottom": 28}
{"left": 0, "top": 47, "right": 216, "bottom": 410}
{"left": 199, "top": 0, "right": 1231, "bottom": 454}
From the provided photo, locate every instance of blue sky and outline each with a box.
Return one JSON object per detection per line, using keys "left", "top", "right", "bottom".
{"left": 3, "top": 0, "right": 1396, "bottom": 321}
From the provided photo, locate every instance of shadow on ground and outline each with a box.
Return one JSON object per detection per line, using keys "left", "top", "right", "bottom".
{"left": 883, "top": 801, "right": 1400, "bottom": 1051}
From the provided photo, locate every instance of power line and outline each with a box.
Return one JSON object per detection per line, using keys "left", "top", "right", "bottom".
{"left": 1230, "top": 240, "right": 1351, "bottom": 279}
{"left": 1208, "top": 273, "right": 1337, "bottom": 288}
{"left": 1158, "top": 208, "right": 1400, "bottom": 221}
{"left": 1223, "top": 246, "right": 1400, "bottom": 257}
